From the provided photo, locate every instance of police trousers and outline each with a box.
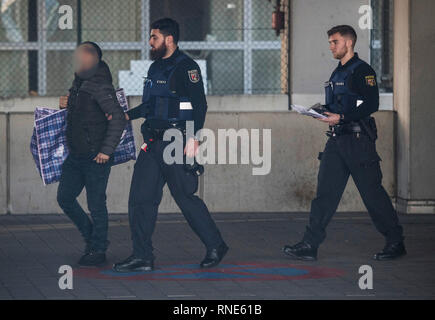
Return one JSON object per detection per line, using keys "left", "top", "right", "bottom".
{"left": 128, "top": 139, "right": 224, "bottom": 260}
{"left": 303, "top": 133, "right": 404, "bottom": 247}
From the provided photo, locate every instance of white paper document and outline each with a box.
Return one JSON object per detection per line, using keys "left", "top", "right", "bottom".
{"left": 290, "top": 104, "right": 327, "bottom": 119}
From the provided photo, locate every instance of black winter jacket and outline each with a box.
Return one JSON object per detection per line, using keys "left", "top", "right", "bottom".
{"left": 66, "top": 60, "right": 127, "bottom": 156}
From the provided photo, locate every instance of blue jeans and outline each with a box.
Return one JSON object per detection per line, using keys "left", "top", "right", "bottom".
{"left": 57, "top": 153, "right": 112, "bottom": 252}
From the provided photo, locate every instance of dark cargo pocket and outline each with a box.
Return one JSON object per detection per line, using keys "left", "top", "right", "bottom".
{"left": 360, "top": 152, "right": 382, "bottom": 168}
{"left": 183, "top": 169, "right": 199, "bottom": 195}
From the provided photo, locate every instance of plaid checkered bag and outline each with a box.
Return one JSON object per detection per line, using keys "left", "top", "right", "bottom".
{"left": 30, "top": 108, "right": 58, "bottom": 175}
{"left": 31, "top": 108, "right": 68, "bottom": 185}
{"left": 113, "top": 88, "right": 136, "bottom": 165}
{"left": 30, "top": 88, "right": 136, "bottom": 185}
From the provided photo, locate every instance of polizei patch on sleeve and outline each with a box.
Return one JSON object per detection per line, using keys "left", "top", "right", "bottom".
{"left": 365, "top": 75, "right": 376, "bottom": 87}
{"left": 188, "top": 69, "right": 200, "bottom": 83}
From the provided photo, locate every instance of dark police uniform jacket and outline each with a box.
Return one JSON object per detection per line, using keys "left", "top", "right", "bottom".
{"left": 325, "top": 53, "right": 379, "bottom": 123}
{"left": 127, "top": 48, "right": 207, "bottom": 136}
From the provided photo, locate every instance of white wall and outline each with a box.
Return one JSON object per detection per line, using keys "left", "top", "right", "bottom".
{"left": 291, "top": 0, "right": 371, "bottom": 95}
{"left": 0, "top": 95, "right": 395, "bottom": 214}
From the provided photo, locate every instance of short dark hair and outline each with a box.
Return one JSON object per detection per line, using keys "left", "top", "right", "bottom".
{"left": 327, "top": 25, "right": 357, "bottom": 48}
{"left": 150, "top": 18, "right": 180, "bottom": 44}
{"left": 79, "top": 41, "right": 102, "bottom": 60}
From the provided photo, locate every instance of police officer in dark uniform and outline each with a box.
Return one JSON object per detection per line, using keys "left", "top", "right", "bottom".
{"left": 113, "top": 18, "right": 228, "bottom": 272}
{"left": 283, "top": 25, "right": 405, "bottom": 261}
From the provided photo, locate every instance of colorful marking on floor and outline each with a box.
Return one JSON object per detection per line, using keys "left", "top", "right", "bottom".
{"left": 75, "top": 262, "right": 345, "bottom": 281}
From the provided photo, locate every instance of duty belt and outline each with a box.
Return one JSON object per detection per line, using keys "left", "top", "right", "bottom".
{"left": 143, "top": 123, "right": 204, "bottom": 177}
{"left": 327, "top": 122, "right": 362, "bottom": 138}
{"left": 145, "top": 122, "right": 187, "bottom": 140}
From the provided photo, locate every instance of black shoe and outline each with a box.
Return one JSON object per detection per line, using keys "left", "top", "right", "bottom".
{"left": 84, "top": 243, "right": 92, "bottom": 255}
{"left": 112, "top": 255, "right": 154, "bottom": 273}
{"left": 373, "top": 242, "right": 406, "bottom": 261}
{"left": 200, "top": 242, "right": 229, "bottom": 268}
{"left": 78, "top": 251, "right": 106, "bottom": 266}
{"left": 283, "top": 241, "right": 318, "bottom": 261}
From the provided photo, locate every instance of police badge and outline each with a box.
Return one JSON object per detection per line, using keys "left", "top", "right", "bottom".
{"left": 365, "top": 75, "right": 376, "bottom": 87}
{"left": 188, "top": 69, "right": 200, "bottom": 83}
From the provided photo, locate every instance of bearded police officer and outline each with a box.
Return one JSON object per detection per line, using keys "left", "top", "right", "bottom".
{"left": 113, "top": 18, "right": 228, "bottom": 272}
{"left": 283, "top": 25, "right": 405, "bottom": 261}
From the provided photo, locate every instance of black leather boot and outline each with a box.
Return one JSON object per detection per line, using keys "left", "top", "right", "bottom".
{"left": 283, "top": 241, "right": 318, "bottom": 261}
{"left": 200, "top": 242, "right": 229, "bottom": 268}
{"left": 78, "top": 251, "right": 106, "bottom": 266}
{"left": 373, "top": 242, "right": 406, "bottom": 261}
{"left": 112, "top": 255, "right": 154, "bottom": 272}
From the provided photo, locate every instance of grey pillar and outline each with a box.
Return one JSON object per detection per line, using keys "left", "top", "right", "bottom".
{"left": 394, "top": 0, "right": 435, "bottom": 214}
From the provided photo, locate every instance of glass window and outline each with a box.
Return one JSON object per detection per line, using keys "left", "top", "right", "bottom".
{"left": 46, "top": 0, "right": 78, "bottom": 42}
{"left": 252, "top": 0, "right": 277, "bottom": 41}
{"left": 252, "top": 50, "right": 281, "bottom": 94}
{"left": 150, "top": 0, "right": 211, "bottom": 41}
{"left": 0, "top": 0, "right": 285, "bottom": 97}
{"left": 0, "top": 0, "right": 29, "bottom": 42}
{"left": 186, "top": 49, "right": 244, "bottom": 95}
{"left": 46, "top": 50, "right": 75, "bottom": 96}
{"left": 370, "top": 0, "right": 394, "bottom": 93}
{"left": 209, "top": 0, "right": 244, "bottom": 42}
{"left": 102, "top": 50, "right": 141, "bottom": 89}
{"left": 81, "top": 0, "right": 142, "bottom": 42}
{"left": 0, "top": 51, "right": 28, "bottom": 97}
{"left": 45, "top": 50, "right": 141, "bottom": 96}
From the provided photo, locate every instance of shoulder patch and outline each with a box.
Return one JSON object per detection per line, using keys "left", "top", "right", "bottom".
{"left": 365, "top": 75, "right": 376, "bottom": 87}
{"left": 188, "top": 69, "right": 200, "bottom": 83}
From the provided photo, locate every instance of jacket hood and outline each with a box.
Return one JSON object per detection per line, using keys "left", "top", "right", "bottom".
{"left": 91, "top": 60, "right": 112, "bottom": 84}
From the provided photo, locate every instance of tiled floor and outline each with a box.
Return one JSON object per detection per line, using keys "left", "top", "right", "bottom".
{"left": 0, "top": 212, "right": 434, "bottom": 300}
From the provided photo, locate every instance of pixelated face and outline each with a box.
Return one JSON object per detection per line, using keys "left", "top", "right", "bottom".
{"left": 149, "top": 29, "right": 167, "bottom": 60}
{"left": 328, "top": 33, "right": 351, "bottom": 60}
{"left": 74, "top": 45, "right": 97, "bottom": 72}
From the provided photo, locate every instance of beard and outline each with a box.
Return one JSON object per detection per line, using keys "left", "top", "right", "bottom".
{"left": 150, "top": 42, "right": 167, "bottom": 60}
{"left": 333, "top": 47, "right": 348, "bottom": 60}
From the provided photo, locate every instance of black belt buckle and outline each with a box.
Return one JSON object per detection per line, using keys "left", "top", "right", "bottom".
{"left": 351, "top": 124, "right": 362, "bottom": 138}
{"left": 169, "top": 121, "right": 186, "bottom": 133}
{"left": 329, "top": 123, "right": 361, "bottom": 137}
